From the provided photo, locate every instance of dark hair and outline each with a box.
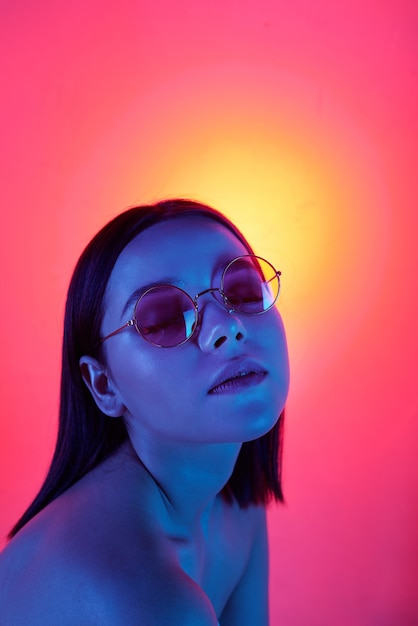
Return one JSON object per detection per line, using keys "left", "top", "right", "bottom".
{"left": 9, "top": 199, "right": 284, "bottom": 539}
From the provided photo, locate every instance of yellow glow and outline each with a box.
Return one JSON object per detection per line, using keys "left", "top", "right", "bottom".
{"left": 60, "top": 65, "right": 390, "bottom": 387}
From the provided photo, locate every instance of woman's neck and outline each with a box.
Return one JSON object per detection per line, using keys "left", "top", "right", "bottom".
{"left": 118, "top": 437, "right": 241, "bottom": 536}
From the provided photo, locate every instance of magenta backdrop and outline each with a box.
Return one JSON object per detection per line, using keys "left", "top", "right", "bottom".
{"left": 1, "top": 1, "right": 417, "bottom": 624}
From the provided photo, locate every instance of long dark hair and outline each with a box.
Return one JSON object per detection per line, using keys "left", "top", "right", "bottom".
{"left": 9, "top": 199, "right": 284, "bottom": 539}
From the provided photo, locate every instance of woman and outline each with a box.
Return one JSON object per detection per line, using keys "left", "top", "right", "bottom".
{"left": 0, "top": 199, "right": 289, "bottom": 625}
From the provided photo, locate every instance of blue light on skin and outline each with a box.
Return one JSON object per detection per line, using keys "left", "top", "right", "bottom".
{"left": 79, "top": 217, "right": 289, "bottom": 618}
{"left": 0, "top": 217, "right": 289, "bottom": 625}
{"left": 87, "top": 218, "right": 288, "bottom": 445}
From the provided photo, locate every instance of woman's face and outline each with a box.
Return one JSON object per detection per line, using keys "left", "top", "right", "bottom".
{"left": 100, "top": 217, "right": 289, "bottom": 445}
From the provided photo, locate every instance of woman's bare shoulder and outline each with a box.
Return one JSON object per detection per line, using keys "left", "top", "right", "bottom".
{"left": 0, "top": 509, "right": 217, "bottom": 626}
{"left": 0, "top": 471, "right": 262, "bottom": 625}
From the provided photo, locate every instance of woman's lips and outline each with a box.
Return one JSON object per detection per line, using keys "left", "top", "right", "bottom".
{"left": 208, "top": 359, "right": 267, "bottom": 395}
{"left": 208, "top": 371, "right": 267, "bottom": 394}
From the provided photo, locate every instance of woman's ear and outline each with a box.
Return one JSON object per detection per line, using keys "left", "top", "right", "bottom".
{"left": 79, "top": 355, "right": 125, "bottom": 418}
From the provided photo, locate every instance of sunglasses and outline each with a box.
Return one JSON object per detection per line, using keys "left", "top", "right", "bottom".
{"left": 100, "top": 255, "right": 281, "bottom": 348}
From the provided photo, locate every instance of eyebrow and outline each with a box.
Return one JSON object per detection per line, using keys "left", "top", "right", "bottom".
{"left": 121, "top": 278, "right": 179, "bottom": 319}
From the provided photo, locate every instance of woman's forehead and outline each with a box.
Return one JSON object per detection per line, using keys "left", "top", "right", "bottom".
{"left": 107, "top": 216, "right": 249, "bottom": 291}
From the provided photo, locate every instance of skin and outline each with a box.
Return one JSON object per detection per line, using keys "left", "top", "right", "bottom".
{"left": 0, "top": 217, "right": 289, "bottom": 625}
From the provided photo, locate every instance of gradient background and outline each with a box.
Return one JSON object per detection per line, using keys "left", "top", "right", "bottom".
{"left": 1, "top": 1, "right": 417, "bottom": 624}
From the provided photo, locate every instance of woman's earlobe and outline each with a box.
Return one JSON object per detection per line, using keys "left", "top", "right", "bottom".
{"left": 79, "top": 355, "right": 125, "bottom": 418}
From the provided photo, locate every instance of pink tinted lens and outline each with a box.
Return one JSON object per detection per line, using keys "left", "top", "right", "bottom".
{"left": 134, "top": 285, "right": 197, "bottom": 347}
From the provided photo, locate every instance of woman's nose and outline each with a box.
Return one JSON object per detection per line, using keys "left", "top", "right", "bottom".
{"left": 197, "top": 300, "right": 248, "bottom": 353}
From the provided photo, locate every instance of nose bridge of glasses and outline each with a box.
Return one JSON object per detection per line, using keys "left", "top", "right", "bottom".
{"left": 193, "top": 287, "right": 231, "bottom": 312}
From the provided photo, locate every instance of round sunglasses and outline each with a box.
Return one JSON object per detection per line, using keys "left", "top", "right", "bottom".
{"left": 100, "top": 255, "right": 281, "bottom": 348}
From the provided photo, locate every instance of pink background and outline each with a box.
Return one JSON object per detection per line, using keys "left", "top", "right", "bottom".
{"left": 1, "top": 1, "right": 417, "bottom": 623}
